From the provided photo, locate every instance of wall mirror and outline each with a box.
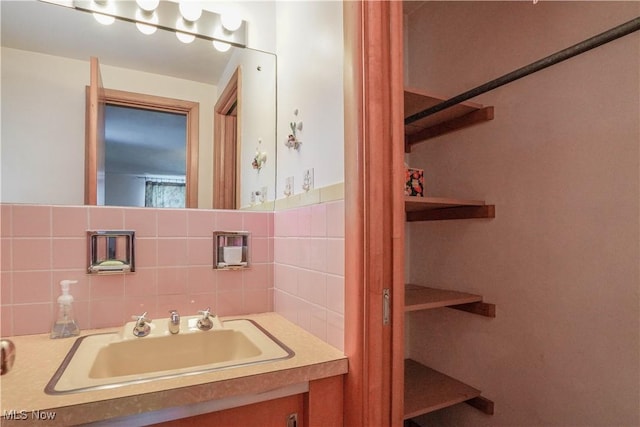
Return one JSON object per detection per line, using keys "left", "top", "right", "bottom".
{"left": 1, "top": 0, "right": 276, "bottom": 210}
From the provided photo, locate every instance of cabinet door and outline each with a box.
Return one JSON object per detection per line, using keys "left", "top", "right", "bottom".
{"left": 155, "top": 394, "right": 304, "bottom": 427}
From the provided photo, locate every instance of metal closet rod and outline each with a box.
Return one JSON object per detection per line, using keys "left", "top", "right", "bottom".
{"left": 405, "top": 16, "right": 640, "bottom": 125}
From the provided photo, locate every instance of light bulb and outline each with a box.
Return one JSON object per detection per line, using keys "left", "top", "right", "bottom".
{"left": 93, "top": 12, "right": 115, "bottom": 25}
{"left": 136, "top": 22, "right": 157, "bottom": 35}
{"left": 175, "top": 17, "right": 196, "bottom": 44}
{"left": 135, "top": 8, "right": 157, "bottom": 35}
{"left": 213, "top": 40, "right": 231, "bottom": 52}
{"left": 176, "top": 31, "right": 195, "bottom": 44}
{"left": 179, "top": 1, "right": 202, "bottom": 22}
{"left": 135, "top": 0, "right": 159, "bottom": 12}
{"left": 221, "top": 12, "right": 242, "bottom": 32}
{"left": 91, "top": 0, "right": 115, "bottom": 25}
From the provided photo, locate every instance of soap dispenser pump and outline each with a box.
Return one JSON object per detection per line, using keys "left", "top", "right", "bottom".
{"left": 50, "top": 280, "right": 80, "bottom": 339}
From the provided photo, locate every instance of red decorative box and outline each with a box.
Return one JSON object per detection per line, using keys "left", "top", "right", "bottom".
{"left": 405, "top": 168, "right": 424, "bottom": 197}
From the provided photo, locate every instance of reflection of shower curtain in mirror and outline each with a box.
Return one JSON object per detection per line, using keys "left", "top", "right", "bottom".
{"left": 145, "top": 181, "right": 185, "bottom": 208}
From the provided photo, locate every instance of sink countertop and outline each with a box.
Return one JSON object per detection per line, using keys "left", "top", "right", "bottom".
{"left": 0, "top": 312, "right": 347, "bottom": 426}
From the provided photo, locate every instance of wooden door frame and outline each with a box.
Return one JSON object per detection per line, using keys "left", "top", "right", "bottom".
{"left": 213, "top": 67, "right": 241, "bottom": 209}
{"left": 85, "top": 66, "right": 199, "bottom": 209}
{"left": 343, "top": 1, "right": 405, "bottom": 426}
{"left": 85, "top": 57, "right": 105, "bottom": 206}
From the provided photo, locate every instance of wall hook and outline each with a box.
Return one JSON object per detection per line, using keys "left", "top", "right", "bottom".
{"left": 252, "top": 138, "right": 267, "bottom": 171}
{"left": 285, "top": 109, "right": 302, "bottom": 150}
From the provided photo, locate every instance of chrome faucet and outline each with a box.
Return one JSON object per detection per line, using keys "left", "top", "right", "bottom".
{"left": 168, "top": 310, "right": 180, "bottom": 334}
{"left": 1, "top": 339, "right": 15, "bottom": 375}
{"left": 197, "top": 307, "right": 214, "bottom": 331}
{"left": 132, "top": 312, "right": 152, "bottom": 337}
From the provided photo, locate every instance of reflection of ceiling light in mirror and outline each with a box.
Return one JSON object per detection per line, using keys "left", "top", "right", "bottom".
{"left": 176, "top": 31, "right": 196, "bottom": 44}
{"left": 213, "top": 40, "right": 231, "bottom": 52}
{"left": 92, "top": 0, "right": 115, "bottom": 25}
{"left": 135, "top": 0, "right": 159, "bottom": 12}
{"left": 221, "top": 12, "right": 242, "bottom": 32}
{"left": 135, "top": 9, "right": 158, "bottom": 35}
{"left": 136, "top": 22, "right": 157, "bottom": 35}
{"left": 93, "top": 12, "right": 115, "bottom": 25}
{"left": 175, "top": 18, "right": 196, "bottom": 44}
{"left": 178, "top": 1, "right": 202, "bottom": 22}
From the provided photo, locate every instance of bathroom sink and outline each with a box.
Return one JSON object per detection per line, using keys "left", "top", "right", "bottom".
{"left": 45, "top": 317, "right": 294, "bottom": 394}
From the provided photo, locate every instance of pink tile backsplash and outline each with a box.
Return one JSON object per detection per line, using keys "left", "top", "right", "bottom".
{"left": 187, "top": 210, "right": 216, "bottom": 238}
{"left": 0, "top": 201, "right": 343, "bottom": 352}
{"left": 12, "top": 205, "right": 51, "bottom": 237}
{"left": 124, "top": 208, "right": 157, "bottom": 237}
{"left": 12, "top": 271, "right": 51, "bottom": 304}
{"left": 157, "top": 209, "right": 187, "bottom": 237}
{"left": 273, "top": 202, "right": 345, "bottom": 351}
{"left": 88, "top": 206, "right": 124, "bottom": 229}
{"left": 12, "top": 239, "right": 51, "bottom": 271}
{"left": 311, "top": 204, "right": 327, "bottom": 237}
{"left": 326, "top": 201, "right": 345, "bottom": 238}
{"left": 52, "top": 206, "right": 88, "bottom": 237}
{"left": 1, "top": 204, "right": 275, "bottom": 337}
{"left": 51, "top": 238, "right": 85, "bottom": 270}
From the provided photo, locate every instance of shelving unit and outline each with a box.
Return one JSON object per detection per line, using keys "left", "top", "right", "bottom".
{"left": 404, "top": 359, "right": 487, "bottom": 419}
{"left": 405, "top": 284, "right": 495, "bottom": 317}
{"left": 403, "top": 87, "right": 496, "bottom": 424}
{"left": 403, "top": 285, "right": 495, "bottom": 421}
{"left": 405, "top": 196, "right": 495, "bottom": 221}
{"left": 404, "top": 87, "right": 494, "bottom": 152}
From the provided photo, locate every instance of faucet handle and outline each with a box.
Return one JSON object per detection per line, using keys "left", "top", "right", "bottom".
{"left": 132, "top": 311, "right": 152, "bottom": 325}
{"left": 197, "top": 307, "right": 214, "bottom": 331}
{"left": 131, "top": 312, "right": 152, "bottom": 337}
{"left": 197, "top": 307, "right": 212, "bottom": 319}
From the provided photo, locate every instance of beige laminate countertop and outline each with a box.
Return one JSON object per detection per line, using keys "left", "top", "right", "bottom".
{"left": 0, "top": 312, "right": 347, "bottom": 426}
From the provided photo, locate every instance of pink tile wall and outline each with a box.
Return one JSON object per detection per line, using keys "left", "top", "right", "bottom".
{"left": 0, "top": 204, "right": 274, "bottom": 337}
{"left": 273, "top": 200, "right": 345, "bottom": 351}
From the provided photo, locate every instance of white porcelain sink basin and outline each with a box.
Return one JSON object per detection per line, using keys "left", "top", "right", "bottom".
{"left": 45, "top": 317, "right": 294, "bottom": 394}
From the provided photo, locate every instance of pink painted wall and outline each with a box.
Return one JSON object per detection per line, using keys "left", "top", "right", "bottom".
{"left": 273, "top": 200, "right": 345, "bottom": 351}
{"left": 405, "top": 2, "right": 639, "bottom": 426}
{"left": 0, "top": 204, "right": 274, "bottom": 336}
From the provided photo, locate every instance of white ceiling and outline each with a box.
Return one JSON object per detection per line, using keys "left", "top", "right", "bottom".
{"left": 0, "top": 0, "right": 235, "bottom": 84}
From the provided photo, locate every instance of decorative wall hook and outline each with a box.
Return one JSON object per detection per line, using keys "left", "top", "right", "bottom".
{"left": 302, "top": 168, "right": 314, "bottom": 192}
{"left": 284, "top": 176, "right": 294, "bottom": 197}
{"left": 252, "top": 138, "right": 267, "bottom": 171}
{"left": 284, "top": 109, "right": 303, "bottom": 150}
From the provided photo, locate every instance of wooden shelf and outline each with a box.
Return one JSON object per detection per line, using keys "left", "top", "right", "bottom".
{"left": 404, "top": 87, "right": 494, "bottom": 152}
{"left": 405, "top": 284, "right": 496, "bottom": 317}
{"left": 405, "top": 196, "right": 495, "bottom": 221}
{"left": 404, "top": 359, "right": 494, "bottom": 419}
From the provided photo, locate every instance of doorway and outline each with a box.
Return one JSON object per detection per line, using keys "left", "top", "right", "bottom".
{"left": 85, "top": 57, "right": 200, "bottom": 208}
{"left": 104, "top": 104, "right": 187, "bottom": 207}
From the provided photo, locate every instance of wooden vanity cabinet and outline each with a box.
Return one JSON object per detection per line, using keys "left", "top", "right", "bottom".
{"left": 153, "top": 376, "right": 343, "bottom": 427}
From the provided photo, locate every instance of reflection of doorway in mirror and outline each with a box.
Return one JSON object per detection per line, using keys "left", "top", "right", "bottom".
{"left": 85, "top": 59, "right": 200, "bottom": 208}
{"left": 104, "top": 105, "right": 187, "bottom": 208}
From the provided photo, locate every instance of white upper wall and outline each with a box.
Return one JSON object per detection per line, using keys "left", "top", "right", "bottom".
{"left": 275, "top": 1, "right": 344, "bottom": 199}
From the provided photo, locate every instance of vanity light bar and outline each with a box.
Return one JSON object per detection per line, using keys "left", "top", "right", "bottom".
{"left": 68, "top": 0, "right": 247, "bottom": 48}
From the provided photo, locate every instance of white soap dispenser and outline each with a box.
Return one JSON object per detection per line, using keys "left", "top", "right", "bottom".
{"left": 50, "top": 280, "right": 80, "bottom": 339}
